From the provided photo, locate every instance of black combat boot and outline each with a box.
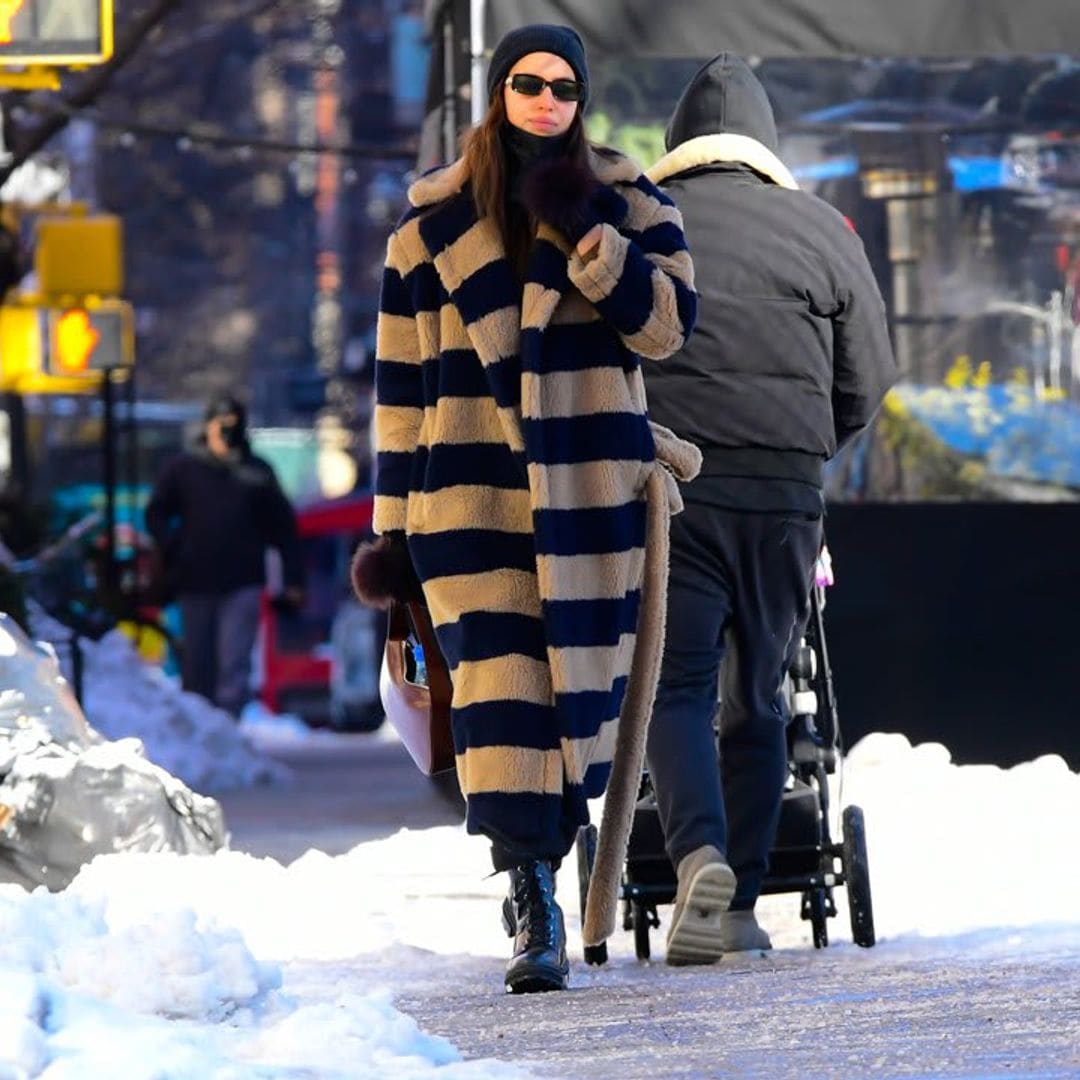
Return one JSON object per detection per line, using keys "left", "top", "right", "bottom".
{"left": 501, "top": 860, "right": 569, "bottom": 993}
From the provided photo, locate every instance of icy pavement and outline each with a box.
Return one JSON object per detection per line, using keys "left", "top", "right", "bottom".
{"left": 393, "top": 928, "right": 1080, "bottom": 1079}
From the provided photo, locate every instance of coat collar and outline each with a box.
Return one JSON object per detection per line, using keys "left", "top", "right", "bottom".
{"left": 407, "top": 146, "right": 640, "bottom": 208}
{"left": 404, "top": 146, "right": 641, "bottom": 377}
{"left": 647, "top": 133, "right": 798, "bottom": 190}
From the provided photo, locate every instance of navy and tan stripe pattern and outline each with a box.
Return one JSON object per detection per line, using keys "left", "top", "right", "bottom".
{"left": 372, "top": 148, "right": 696, "bottom": 860}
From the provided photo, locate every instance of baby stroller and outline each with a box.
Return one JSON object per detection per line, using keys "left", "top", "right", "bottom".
{"left": 576, "top": 578, "right": 875, "bottom": 964}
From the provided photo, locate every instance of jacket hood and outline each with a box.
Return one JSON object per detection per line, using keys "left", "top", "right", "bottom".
{"left": 665, "top": 53, "right": 778, "bottom": 153}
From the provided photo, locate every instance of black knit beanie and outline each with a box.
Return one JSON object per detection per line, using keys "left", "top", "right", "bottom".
{"left": 486, "top": 24, "right": 589, "bottom": 110}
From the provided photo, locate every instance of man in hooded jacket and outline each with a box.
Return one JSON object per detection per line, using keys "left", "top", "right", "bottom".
{"left": 146, "top": 393, "right": 304, "bottom": 718}
{"left": 643, "top": 54, "right": 897, "bottom": 963}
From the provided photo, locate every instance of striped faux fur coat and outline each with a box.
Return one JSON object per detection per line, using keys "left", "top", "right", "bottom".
{"left": 373, "top": 146, "right": 698, "bottom": 934}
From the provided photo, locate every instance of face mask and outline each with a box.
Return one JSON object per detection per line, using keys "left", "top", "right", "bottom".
{"left": 219, "top": 419, "right": 246, "bottom": 450}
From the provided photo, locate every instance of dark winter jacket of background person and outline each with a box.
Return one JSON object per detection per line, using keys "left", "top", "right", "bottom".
{"left": 145, "top": 439, "right": 302, "bottom": 596}
{"left": 645, "top": 53, "right": 898, "bottom": 514}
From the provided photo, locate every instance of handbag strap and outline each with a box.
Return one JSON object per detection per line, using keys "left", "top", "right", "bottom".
{"left": 386, "top": 600, "right": 412, "bottom": 642}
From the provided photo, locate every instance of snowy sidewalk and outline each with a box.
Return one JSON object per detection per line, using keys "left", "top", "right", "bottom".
{"left": 395, "top": 930, "right": 1080, "bottom": 1078}
{"left": 3, "top": 723, "right": 1079, "bottom": 1077}
{"left": 225, "top": 728, "right": 1080, "bottom": 1080}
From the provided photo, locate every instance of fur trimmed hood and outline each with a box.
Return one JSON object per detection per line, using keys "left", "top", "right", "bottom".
{"left": 649, "top": 52, "right": 797, "bottom": 191}
{"left": 648, "top": 133, "right": 798, "bottom": 190}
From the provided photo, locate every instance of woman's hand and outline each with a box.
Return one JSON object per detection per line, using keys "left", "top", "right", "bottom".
{"left": 576, "top": 225, "right": 603, "bottom": 260}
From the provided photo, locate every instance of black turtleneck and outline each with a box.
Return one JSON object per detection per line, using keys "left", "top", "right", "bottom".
{"left": 498, "top": 124, "right": 571, "bottom": 279}
{"left": 501, "top": 124, "right": 571, "bottom": 205}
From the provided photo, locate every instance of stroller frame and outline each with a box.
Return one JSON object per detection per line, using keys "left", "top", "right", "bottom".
{"left": 577, "top": 582, "right": 876, "bottom": 964}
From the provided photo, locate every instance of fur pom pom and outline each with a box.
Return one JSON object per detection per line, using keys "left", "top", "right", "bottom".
{"left": 520, "top": 158, "right": 628, "bottom": 243}
{"left": 521, "top": 157, "right": 597, "bottom": 227}
{"left": 350, "top": 534, "right": 422, "bottom": 609}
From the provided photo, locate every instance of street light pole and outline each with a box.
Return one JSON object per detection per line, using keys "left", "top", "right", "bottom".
{"left": 309, "top": 0, "right": 344, "bottom": 419}
{"left": 100, "top": 365, "right": 117, "bottom": 593}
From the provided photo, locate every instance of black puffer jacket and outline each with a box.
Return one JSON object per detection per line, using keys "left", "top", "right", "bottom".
{"left": 145, "top": 441, "right": 302, "bottom": 595}
{"left": 645, "top": 53, "right": 897, "bottom": 491}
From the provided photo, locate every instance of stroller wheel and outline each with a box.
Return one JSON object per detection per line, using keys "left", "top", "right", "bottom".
{"left": 575, "top": 825, "right": 608, "bottom": 965}
{"left": 842, "top": 805, "right": 876, "bottom": 947}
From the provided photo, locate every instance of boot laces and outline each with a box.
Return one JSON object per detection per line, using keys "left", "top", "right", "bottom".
{"left": 513, "top": 863, "right": 558, "bottom": 946}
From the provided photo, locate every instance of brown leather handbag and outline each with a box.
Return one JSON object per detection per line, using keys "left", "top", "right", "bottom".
{"left": 379, "top": 599, "right": 456, "bottom": 775}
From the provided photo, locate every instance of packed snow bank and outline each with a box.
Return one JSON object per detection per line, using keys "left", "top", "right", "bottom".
{"left": 835, "top": 732, "right": 1080, "bottom": 938}
{"left": 0, "top": 859, "right": 529, "bottom": 1078}
{"left": 30, "top": 605, "right": 289, "bottom": 792}
{"left": 0, "top": 817, "right": 517, "bottom": 1076}
{"left": 1, "top": 614, "right": 225, "bottom": 891}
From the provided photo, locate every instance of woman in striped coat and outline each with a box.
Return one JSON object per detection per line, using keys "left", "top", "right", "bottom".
{"left": 362, "top": 24, "right": 697, "bottom": 993}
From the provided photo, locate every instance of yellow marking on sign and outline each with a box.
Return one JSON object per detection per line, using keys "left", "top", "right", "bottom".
{"left": 0, "top": 0, "right": 27, "bottom": 44}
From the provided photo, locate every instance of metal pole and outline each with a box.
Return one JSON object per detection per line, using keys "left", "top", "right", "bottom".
{"left": 310, "top": 0, "right": 344, "bottom": 422}
{"left": 70, "top": 628, "right": 84, "bottom": 705}
{"left": 124, "top": 368, "right": 138, "bottom": 512}
{"left": 123, "top": 369, "right": 139, "bottom": 600}
{"left": 101, "top": 368, "right": 117, "bottom": 593}
{"left": 441, "top": 13, "right": 457, "bottom": 163}
{"left": 469, "top": 0, "right": 486, "bottom": 127}
{"left": 1049, "top": 290, "right": 1063, "bottom": 395}
{"left": 2, "top": 391, "right": 28, "bottom": 500}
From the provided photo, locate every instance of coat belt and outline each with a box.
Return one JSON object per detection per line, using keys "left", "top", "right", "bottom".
{"left": 582, "top": 424, "right": 701, "bottom": 946}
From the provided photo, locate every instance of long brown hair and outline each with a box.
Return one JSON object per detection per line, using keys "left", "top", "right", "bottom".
{"left": 461, "top": 94, "right": 593, "bottom": 273}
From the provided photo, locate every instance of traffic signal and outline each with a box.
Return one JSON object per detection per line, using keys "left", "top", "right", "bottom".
{"left": 34, "top": 213, "right": 123, "bottom": 298}
{"left": 45, "top": 303, "right": 132, "bottom": 375}
{"left": 0, "top": 0, "right": 113, "bottom": 65}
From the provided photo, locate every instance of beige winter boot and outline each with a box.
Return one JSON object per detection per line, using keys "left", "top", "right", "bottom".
{"left": 719, "top": 909, "right": 773, "bottom": 953}
{"left": 665, "top": 845, "right": 736, "bottom": 966}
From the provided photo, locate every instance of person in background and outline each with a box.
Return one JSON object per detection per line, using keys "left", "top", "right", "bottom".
{"left": 146, "top": 392, "right": 304, "bottom": 718}
{"left": 643, "top": 53, "right": 897, "bottom": 964}
{"left": 352, "top": 24, "right": 696, "bottom": 994}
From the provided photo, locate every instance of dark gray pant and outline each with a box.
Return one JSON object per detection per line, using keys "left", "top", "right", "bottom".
{"left": 645, "top": 503, "right": 823, "bottom": 910}
{"left": 179, "top": 586, "right": 263, "bottom": 717}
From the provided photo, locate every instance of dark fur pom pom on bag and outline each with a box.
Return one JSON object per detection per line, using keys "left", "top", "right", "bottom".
{"left": 350, "top": 533, "right": 423, "bottom": 609}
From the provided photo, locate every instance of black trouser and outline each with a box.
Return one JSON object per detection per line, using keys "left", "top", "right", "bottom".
{"left": 646, "top": 503, "right": 823, "bottom": 910}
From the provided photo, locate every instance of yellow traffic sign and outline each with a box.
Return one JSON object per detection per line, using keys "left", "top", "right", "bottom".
{"left": 0, "top": 0, "right": 113, "bottom": 66}
{"left": 35, "top": 212, "right": 124, "bottom": 298}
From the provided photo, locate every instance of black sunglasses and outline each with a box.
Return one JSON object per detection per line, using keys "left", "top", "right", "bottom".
{"left": 506, "top": 73, "right": 584, "bottom": 103}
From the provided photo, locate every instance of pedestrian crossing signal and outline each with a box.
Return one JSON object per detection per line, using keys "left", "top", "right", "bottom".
{"left": 45, "top": 303, "right": 132, "bottom": 374}
{"left": 53, "top": 308, "right": 99, "bottom": 371}
{"left": 0, "top": 0, "right": 113, "bottom": 66}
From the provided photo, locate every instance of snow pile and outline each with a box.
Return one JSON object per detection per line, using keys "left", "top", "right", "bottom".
{"left": 837, "top": 732, "right": 1080, "bottom": 938}
{"left": 0, "top": 885, "right": 276, "bottom": 1020}
{"left": 29, "top": 604, "right": 288, "bottom": 792}
{"left": 0, "top": 872, "right": 529, "bottom": 1079}
{"left": 66, "top": 832, "right": 509, "bottom": 964}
